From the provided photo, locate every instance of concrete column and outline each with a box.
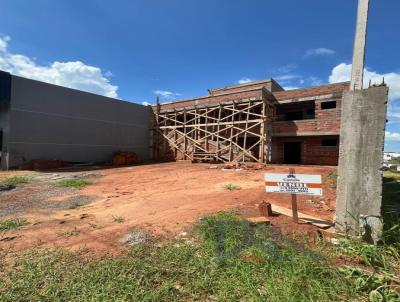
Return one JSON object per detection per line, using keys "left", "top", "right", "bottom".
{"left": 350, "top": 0, "right": 370, "bottom": 90}
{"left": 336, "top": 86, "right": 388, "bottom": 243}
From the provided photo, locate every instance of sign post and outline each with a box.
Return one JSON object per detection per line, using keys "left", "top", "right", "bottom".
{"left": 290, "top": 168, "right": 299, "bottom": 223}
{"left": 264, "top": 170, "right": 322, "bottom": 223}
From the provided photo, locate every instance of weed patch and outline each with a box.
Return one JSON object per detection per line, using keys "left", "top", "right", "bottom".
{"left": 340, "top": 267, "right": 399, "bottom": 301}
{"left": 0, "top": 212, "right": 382, "bottom": 301}
{"left": 382, "top": 174, "right": 400, "bottom": 248}
{"left": 0, "top": 218, "right": 28, "bottom": 232}
{"left": 57, "top": 228, "right": 80, "bottom": 238}
{"left": 223, "top": 183, "right": 241, "bottom": 191}
{"left": 113, "top": 215, "right": 125, "bottom": 223}
{"left": 0, "top": 176, "right": 29, "bottom": 186}
{"left": 56, "top": 179, "right": 93, "bottom": 189}
{"left": 327, "top": 171, "right": 337, "bottom": 188}
{"left": 335, "top": 238, "right": 399, "bottom": 272}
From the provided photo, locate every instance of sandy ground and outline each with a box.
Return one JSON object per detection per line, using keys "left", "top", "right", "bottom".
{"left": 0, "top": 162, "right": 337, "bottom": 252}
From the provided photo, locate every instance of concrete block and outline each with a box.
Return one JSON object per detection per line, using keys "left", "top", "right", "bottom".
{"left": 336, "top": 86, "right": 388, "bottom": 243}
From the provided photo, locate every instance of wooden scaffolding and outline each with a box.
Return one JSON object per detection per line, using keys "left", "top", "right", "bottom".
{"left": 152, "top": 95, "right": 275, "bottom": 163}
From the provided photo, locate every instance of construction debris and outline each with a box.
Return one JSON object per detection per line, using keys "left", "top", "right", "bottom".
{"left": 0, "top": 184, "right": 16, "bottom": 191}
{"left": 270, "top": 204, "right": 333, "bottom": 230}
{"left": 258, "top": 201, "right": 273, "bottom": 217}
{"left": 112, "top": 151, "right": 141, "bottom": 166}
{"left": 119, "top": 229, "right": 151, "bottom": 246}
{"left": 247, "top": 216, "right": 271, "bottom": 225}
{"left": 19, "top": 160, "right": 68, "bottom": 171}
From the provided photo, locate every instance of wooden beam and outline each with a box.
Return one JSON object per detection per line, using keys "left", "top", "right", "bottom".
{"left": 155, "top": 98, "right": 265, "bottom": 163}
{"left": 259, "top": 100, "right": 266, "bottom": 163}
{"left": 183, "top": 108, "right": 187, "bottom": 159}
{"left": 243, "top": 101, "right": 250, "bottom": 161}
{"left": 229, "top": 101, "right": 235, "bottom": 161}
{"left": 158, "top": 119, "right": 263, "bottom": 129}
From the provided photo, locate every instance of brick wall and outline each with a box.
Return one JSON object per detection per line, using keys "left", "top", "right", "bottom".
{"left": 273, "top": 82, "right": 349, "bottom": 100}
{"left": 271, "top": 135, "right": 339, "bottom": 166}
{"left": 158, "top": 89, "right": 264, "bottom": 111}
{"left": 272, "top": 96, "right": 342, "bottom": 136}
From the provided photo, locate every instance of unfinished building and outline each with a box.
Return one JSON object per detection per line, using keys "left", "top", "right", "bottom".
{"left": 152, "top": 79, "right": 349, "bottom": 165}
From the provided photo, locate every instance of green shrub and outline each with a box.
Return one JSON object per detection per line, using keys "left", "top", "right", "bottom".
{"left": 0, "top": 218, "right": 28, "bottom": 231}
{"left": 0, "top": 176, "right": 29, "bottom": 186}
{"left": 56, "top": 179, "right": 93, "bottom": 189}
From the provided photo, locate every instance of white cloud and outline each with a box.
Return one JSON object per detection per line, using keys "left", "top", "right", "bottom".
{"left": 274, "top": 74, "right": 323, "bottom": 89}
{"left": 308, "top": 76, "right": 323, "bottom": 86}
{"left": 274, "top": 74, "right": 301, "bottom": 81}
{"left": 237, "top": 77, "right": 254, "bottom": 84}
{"left": 154, "top": 90, "right": 173, "bottom": 98}
{"left": 0, "top": 35, "right": 118, "bottom": 98}
{"left": 282, "top": 86, "right": 299, "bottom": 91}
{"left": 142, "top": 101, "right": 150, "bottom": 106}
{"left": 304, "top": 48, "right": 335, "bottom": 58}
{"left": 329, "top": 63, "right": 400, "bottom": 101}
{"left": 0, "top": 35, "right": 10, "bottom": 52}
{"left": 277, "top": 64, "right": 297, "bottom": 73}
{"left": 385, "top": 131, "right": 400, "bottom": 142}
{"left": 328, "top": 63, "right": 352, "bottom": 83}
{"left": 387, "top": 101, "right": 400, "bottom": 124}
{"left": 153, "top": 90, "right": 181, "bottom": 101}
{"left": 330, "top": 63, "right": 400, "bottom": 148}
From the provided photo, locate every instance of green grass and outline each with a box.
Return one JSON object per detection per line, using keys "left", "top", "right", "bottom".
{"left": 0, "top": 218, "right": 28, "bottom": 232}
{"left": 383, "top": 170, "right": 400, "bottom": 183}
{"left": 223, "top": 183, "right": 241, "bottom": 191}
{"left": 56, "top": 179, "right": 93, "bottom": 189}
{"left": 382, "top": 171, "right": 400, "bottom": 249}
{"left": 389, "top": 158, "right": 400, "bottom": 164}
{"left": 0, "top": 176, "right": 29, "bottom": 186}
{"left": 2, "top": 212, "right": 398, "bottom": 301}
{"left": 112, "top": 215, "right": 125, "bottom": 223}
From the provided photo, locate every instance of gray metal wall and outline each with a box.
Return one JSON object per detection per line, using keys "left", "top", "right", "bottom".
{"left": 1, "top": 73, "right": 150, "bottom": 169}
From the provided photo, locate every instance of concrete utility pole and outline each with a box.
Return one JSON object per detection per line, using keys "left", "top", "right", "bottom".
{"left": 336, "top": 0, "right": 388, "bottom": 244}
{"left": 350, "top": 0, "right": 370, "bottom": 90}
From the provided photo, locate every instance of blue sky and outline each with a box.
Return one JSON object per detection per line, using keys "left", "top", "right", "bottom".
{"left": 0, "top": 0, "right": 399, "bottom": 150}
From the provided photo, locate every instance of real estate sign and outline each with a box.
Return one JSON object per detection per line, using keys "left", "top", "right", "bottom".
{"left": 264, "top": 173, "right": 322, "bottom": 196}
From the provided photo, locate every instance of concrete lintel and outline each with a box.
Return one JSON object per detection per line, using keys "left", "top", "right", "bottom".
{"left": 277, "top": 93, "right": 340, "bottom": 104}
{"left": 272, "top": 132, "right": 339, "bottom": 137}
{"left": 159, "top": 96, "right": 263, "bottom": 113}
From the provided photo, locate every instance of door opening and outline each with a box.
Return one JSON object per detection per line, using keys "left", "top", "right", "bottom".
{"left": 284, "top": 142, "right": 301, "bottom": 164}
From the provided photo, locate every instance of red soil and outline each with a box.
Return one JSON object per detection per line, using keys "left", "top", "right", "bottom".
{"left": 0, "top": 162, "right": 337, "bottom": 252}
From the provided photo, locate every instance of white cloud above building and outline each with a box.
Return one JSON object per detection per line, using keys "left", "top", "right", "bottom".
{"left": 0, "top": 35, "right": 118, "bottom": 98}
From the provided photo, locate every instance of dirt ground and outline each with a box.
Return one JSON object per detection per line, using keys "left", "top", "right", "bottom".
{"left": 0, "top": 162, "right": 337, "bottom": 252}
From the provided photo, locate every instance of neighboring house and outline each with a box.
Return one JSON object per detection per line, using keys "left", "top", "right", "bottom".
{"left": 152, "top": 79, "right": 348, "bottom": 165}
{"left": 383, "top": 163, "right": 400, "bottom": 171}
{"left": 384, "top": 152, "right": 400, "bottom": 162}
{"left": 0, "top": 71, "right": 150, "bottom": 170}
